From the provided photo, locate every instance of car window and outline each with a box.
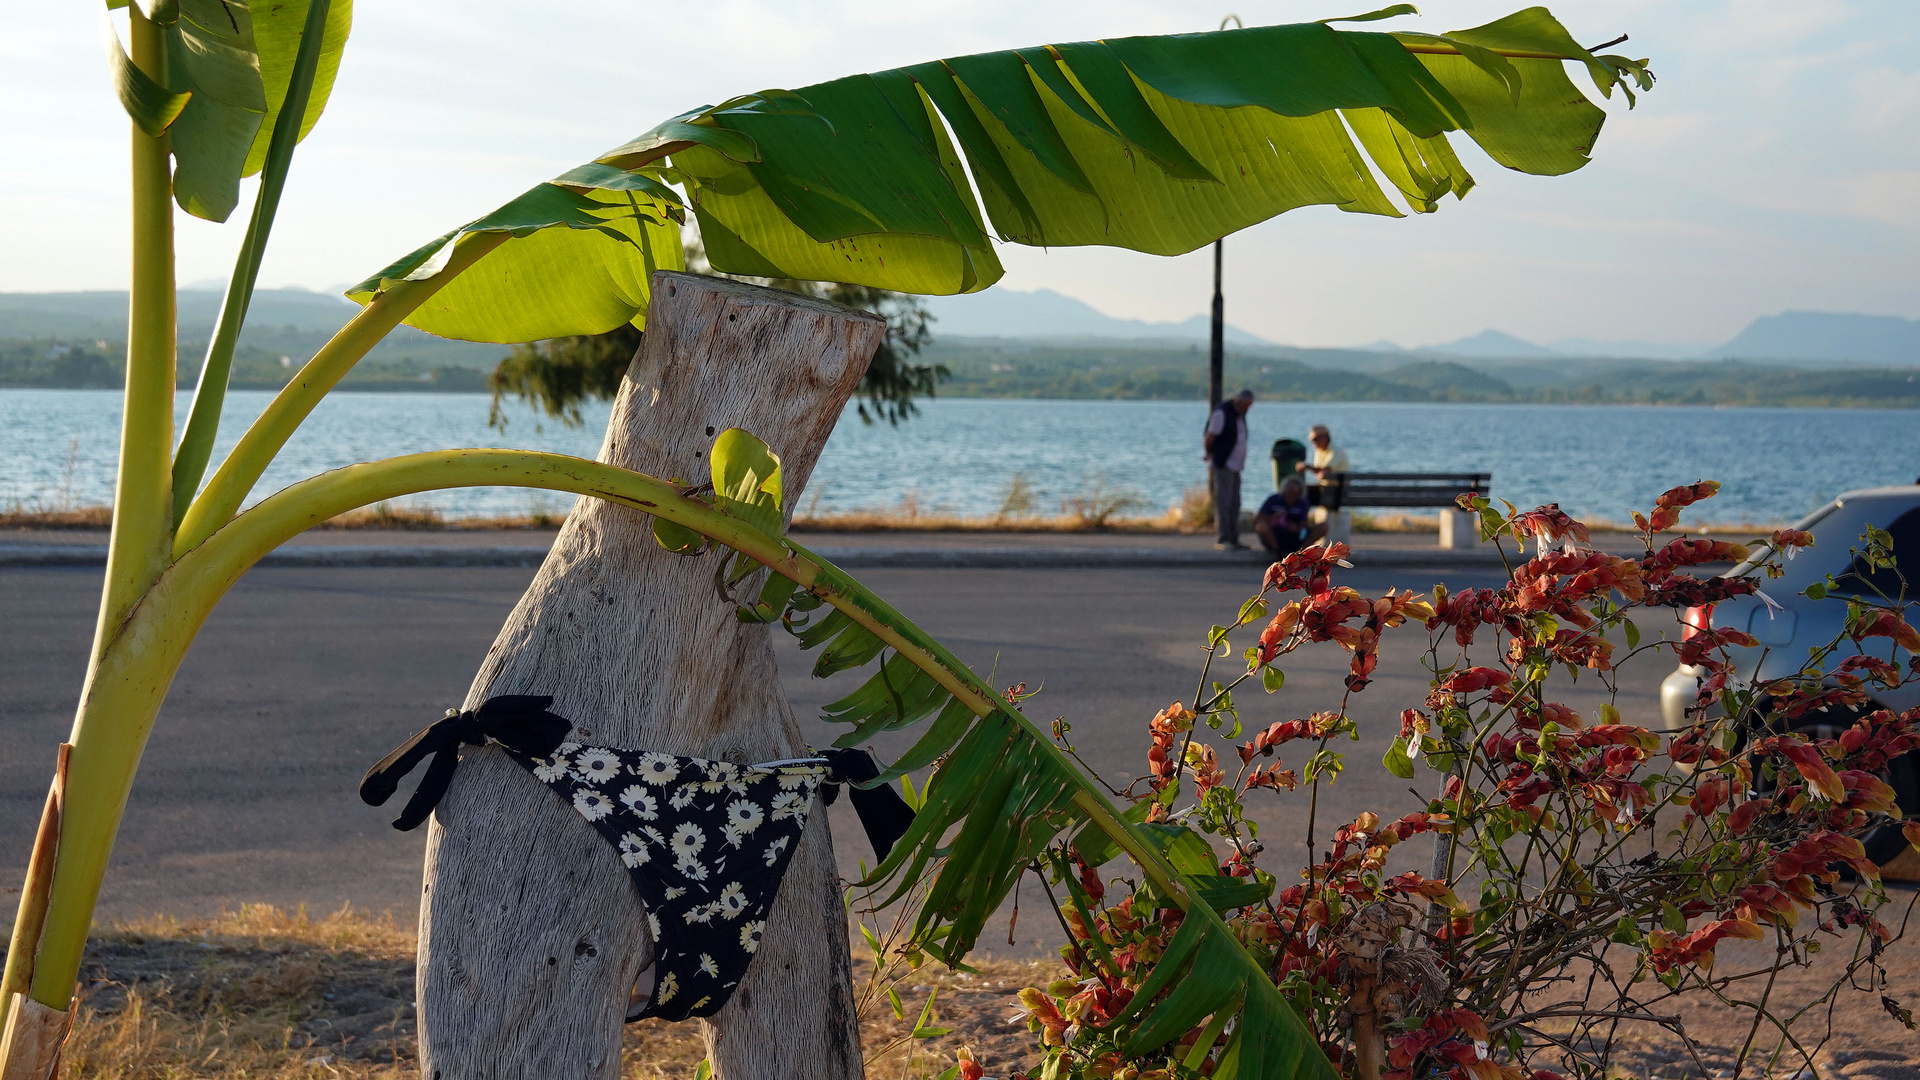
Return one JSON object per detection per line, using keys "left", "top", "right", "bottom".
{"left": 1833, "top": 507, "right": 1920, "bottom": 601}
{"left": 1727, "top": 500, "right": 1839, "bottom": 579}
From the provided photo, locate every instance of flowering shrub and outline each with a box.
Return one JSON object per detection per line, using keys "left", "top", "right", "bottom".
{"left": 1008, "top": 484, "right": 1920, "bottom": 1080}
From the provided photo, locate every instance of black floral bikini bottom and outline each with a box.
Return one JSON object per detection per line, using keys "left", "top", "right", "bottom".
{"left": 359, "top": 696, "right": 910, "bottom": 1022}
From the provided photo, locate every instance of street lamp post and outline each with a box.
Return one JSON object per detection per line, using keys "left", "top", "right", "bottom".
{"left": 1209, "top": 238, "right": 1224, "bottom": 410}
{"left": 1207, "top": 14, "right": 1240, "bottom": 416}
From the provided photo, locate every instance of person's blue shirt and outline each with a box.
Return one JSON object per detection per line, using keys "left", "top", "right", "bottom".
{"left": 1257, "top": 492, "right": 1309, "bottom": 531}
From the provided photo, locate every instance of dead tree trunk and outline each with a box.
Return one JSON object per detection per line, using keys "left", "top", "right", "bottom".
{"left": 417, "top": 272, "right": 885, "bottom": 1080}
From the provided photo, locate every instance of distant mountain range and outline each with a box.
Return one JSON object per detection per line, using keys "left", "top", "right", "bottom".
{"left": 1704, "top": 311, "right": 1920, "bottom": 365}
{"left": 924, "top": 289, "right": 1917, "bottom": 367}
{"left": 1403, "top": 329, "right": 1708, "bottom": 362}
{"left": 1, "top": 287, "right": 1914, "bottom": 374}
{"left": 921, "top": 288, "right": 1274, "bottom": 345}
{"left": 0, "top": 287, "right": 507, "bottom": 370}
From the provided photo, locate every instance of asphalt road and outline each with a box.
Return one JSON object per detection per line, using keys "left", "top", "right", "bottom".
{"left": 1, "top": 561, "right": 1671, "bottom": 944}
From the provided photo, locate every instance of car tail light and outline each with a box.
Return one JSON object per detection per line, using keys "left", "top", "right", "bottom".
{"left": 1681, "top": 604, "right": 1714, "bottom": 641}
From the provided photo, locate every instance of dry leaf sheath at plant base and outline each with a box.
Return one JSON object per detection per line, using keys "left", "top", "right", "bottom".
{"left": 1005, "top": 484, "right": 1920, "bottom": 1080}
{"left": 9, "top": 5, "right": 1656, "bottom": 1078}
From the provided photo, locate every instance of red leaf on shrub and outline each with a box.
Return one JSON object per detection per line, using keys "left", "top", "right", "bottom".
{"left": 1728, "top": 797, "right": 1772, "bottom": 835}
{"left": 1691, "top": 776, "right": 1729, "bottom": 817}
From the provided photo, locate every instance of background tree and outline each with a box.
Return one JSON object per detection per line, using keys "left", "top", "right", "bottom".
{"left": 489, "top": 241, "right": 941, "bottom": 428}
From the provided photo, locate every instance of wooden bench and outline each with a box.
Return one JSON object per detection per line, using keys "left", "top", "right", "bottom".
{"left": 1313, "top": 472, "right": 1492, "bottom": 549}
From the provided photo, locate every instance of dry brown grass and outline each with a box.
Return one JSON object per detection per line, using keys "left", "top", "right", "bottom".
{"left": 0, "top": 505, "right": 112, "bottom": 529}
{"left": 314, "top": 502, "right": 566, "bottom": 531}
{"left": 1350, "top": 511, "right": 1439, "bottom": 533}
{"left": 789, "top": 509, "right": 1195, "bottom": 534}
{"left": 0, "top": 504, "right": 568, "bottom": 532}
{"left": 45, "top": 905, "right": 1054, "bottom": 1080}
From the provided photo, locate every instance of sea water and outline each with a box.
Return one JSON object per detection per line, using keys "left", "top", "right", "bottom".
{"left": 1, "top": 390, "right": 1913, "bottom": 527}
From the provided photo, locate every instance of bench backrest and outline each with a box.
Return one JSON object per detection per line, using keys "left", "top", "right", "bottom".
{"left": 1319, "top": 473, "right": 1491, "bottom": 509}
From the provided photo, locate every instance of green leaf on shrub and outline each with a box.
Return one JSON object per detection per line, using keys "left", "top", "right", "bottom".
{"left": 1623, "top": 618, "right": 1640, "bottom": 650}
{"left": 1263, "top": 666, "right": 1286, "bottom": 694}
{"left": 1384, "top": 737, "right": 1416, "bottom": 778}
{"left": 1660, "top": 901, "right": 1687, "bottom": 933}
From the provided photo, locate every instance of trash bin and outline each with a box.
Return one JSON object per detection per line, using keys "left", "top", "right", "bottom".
{"left": 1271, "top": 439, "right": 1306, "bottom": 490}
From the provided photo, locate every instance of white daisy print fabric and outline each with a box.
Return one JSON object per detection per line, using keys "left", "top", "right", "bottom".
{"left": 506, "top": 745, "right": 825, "bottom": 1022}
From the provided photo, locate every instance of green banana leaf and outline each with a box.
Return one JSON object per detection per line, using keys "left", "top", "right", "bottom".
{"left": 352, "top": 6, "right": 1649, "bottom": 340}
{"left": 106, "top": 0, "right": 353, "bottom": 222}
{"left": 343, "top": 167, "right": 686, "bottom": 343}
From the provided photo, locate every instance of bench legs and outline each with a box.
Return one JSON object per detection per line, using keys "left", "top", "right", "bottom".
{"left": 1310, "top": 507, "right": 1353, "bottom": 546}
{"left": 1438, "top": 509, "right": 1480, "bottom": 550}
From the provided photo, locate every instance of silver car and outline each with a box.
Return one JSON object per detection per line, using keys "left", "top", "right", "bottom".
{"left": 1656, "top": 484, "right": 1920, "bottom": 869}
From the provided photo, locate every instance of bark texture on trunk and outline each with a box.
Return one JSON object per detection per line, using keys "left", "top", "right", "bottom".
{"left": 417, "top": 272, "right": 885, "bottom": 1080}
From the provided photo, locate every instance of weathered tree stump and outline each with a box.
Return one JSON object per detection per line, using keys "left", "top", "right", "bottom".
{"left": 417, "top": 272, "right": 885, "bottom": 1080}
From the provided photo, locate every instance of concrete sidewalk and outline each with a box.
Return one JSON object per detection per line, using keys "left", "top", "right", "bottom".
{"left": 0, "top": 525, "right": 1700, "bottom": 571}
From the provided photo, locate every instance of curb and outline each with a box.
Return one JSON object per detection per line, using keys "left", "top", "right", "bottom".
{"left": 0, "top": 544, "right": 554, "bottom": 569}
{"left": 801, "top": 546, "right": 1509, "bottom": 570}
{"left": 0, "top": 542, "right": 1509, "bottom": 571}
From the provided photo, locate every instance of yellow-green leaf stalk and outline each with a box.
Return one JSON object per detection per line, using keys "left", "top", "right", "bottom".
{"left": 94, "top": 4, "right": 178, "bottom": 664}
{"left": 171, "top": 0, "right": 336, "bottom": 526}
{"left": 173, "top": 232, "right": 508, "bottom": 555}
{"left": 31, "top": 448, "right": 1179, "bottom": 1013}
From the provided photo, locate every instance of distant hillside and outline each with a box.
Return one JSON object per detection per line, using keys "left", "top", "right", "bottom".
{"left": 925, "top": 340, "right": 1920, "bottom": 407}
{"left": 1377, "top": 360, "right": 1515, "bottom": 397}
{"left": 1706, "top": 311, "right": 1920, "bottom": 365}
{"left": 0, "top": 289, "right": 507, "bottom": 370}
{"left": 1547, "top": 336, "right": 1706, "bottom": 361}
{"left": 922, "top": 287, "right": 1272, "bottom": 345}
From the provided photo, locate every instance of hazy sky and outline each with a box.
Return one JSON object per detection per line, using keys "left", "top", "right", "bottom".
{"left": 4, "top": 1, "right": 1915, "bottom": 348}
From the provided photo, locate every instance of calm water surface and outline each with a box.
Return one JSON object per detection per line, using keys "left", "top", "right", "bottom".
{"left": 2, "top": 390, "right": 1914, "bottom": 526}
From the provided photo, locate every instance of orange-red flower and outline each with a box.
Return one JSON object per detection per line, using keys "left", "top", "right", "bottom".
{"left": 1647, "top": 917, "right": 1763, "bottom": 972}
{"left": 1511, "top": 504, "right": 1590, "bottom": 547}
{"left": 1851, "top": 609, "right": 1920, "bottom": 652}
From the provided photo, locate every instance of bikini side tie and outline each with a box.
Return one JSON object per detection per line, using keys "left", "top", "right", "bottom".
{"left": 359, "top": 694, "right": 570, "bottom": 830}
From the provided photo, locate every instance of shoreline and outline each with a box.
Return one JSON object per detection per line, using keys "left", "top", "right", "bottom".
{"left": 2, "top": 383, "right": 1918, "bottom": 410}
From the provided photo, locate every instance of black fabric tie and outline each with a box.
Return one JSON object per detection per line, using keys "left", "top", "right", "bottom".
{"left": 818, "top": 747, "right": 916, "bottom": 862}
{"left": 359, "top": 695, "right": 571, "bottom": 830}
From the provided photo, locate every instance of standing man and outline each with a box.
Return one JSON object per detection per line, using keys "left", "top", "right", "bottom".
{"left": 1204, "top": 388, "right": 1255, "bottom": 550}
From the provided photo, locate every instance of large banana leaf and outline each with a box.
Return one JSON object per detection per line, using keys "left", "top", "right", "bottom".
{"left": 343, "top": 167, "right": 686, "bottom": 343}
{"left": 107, "top": 0, "right": 353, "bottom": 221}
{"left": 351, "top": 6, "right": 1649, "bottom": 339}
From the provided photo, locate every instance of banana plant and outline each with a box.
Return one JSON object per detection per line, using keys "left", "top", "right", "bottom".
{"left": 2, "top": 3, "right": 1651, "bottom": 1075}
